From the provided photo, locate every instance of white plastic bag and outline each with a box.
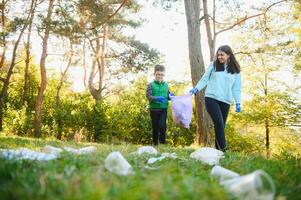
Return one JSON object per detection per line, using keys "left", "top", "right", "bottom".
{"left": 220, "top": 170, "right": 276, "bottom": 200}
{"left": 104, "top": 151, "right": 133, "bottom": 176}
{"left": 190, "top": 147, "right": 224, "bottom": 165}
{"left": 170, "top": 94, "right": 193, "bottom": 128}
{"left": 137, "top": 146, "right": 158, "bottom": 155}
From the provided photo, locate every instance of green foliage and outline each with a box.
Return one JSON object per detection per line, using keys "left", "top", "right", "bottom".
{"left": 225, "top": 122, "right": 262, "bottom": 154}
{"left": 235, "top": 92, "right": 300, "bottom": 127}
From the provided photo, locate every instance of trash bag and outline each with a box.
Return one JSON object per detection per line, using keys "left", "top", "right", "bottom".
{"left": 170, "top": 94, "right": 193, "bottom": 128}
{"left": 104, "top": 151, "right": 133, "bottom": 176}
{"left": 220, "top": 170, "right": 276, "bottom": 200}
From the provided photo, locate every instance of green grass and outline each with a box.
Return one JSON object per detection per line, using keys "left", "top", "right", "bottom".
{"left": 0, "top": 135, "right": 300, "bottom": 200}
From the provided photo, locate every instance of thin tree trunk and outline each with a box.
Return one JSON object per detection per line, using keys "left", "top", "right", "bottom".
{"left": 0, "top": 0, "right": 6, "bottom": 69}
{"left": 0, "top": 0, "right": 36, "bottom": 130}
{"left": 56, "top": 42, "right": 73, "bottom": 140}
{"left": 184, "top": 0, "right": 212, "bottom": 145}
{"left": 82, "top": 39, "right": 87, "bottom": 88}
{"left": 98, "top": 25, "right": 107, "bottom": 100}
{"left": 22, "top": 0, "right": 36, "bottom": 104}
{"left": 88, "top": 26, "right": 108, "bottom": 101}
{"left": 34, "top": 0, "right": 55, "bottom": 137}
{"left": 88, "top": 39, "right": 101, "bottom": 100}
{"left": 202, "top": 0, "right": 215, "bottom": 61}
{"left": 264, "top": 70, "right": 270, "bottom": 156}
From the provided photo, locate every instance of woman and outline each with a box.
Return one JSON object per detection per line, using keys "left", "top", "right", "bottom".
{"left": 190, "top": 45, "right": 242, "bottom": 152}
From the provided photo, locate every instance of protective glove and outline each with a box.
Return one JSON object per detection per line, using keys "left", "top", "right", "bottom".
{"left": 155, "top": 96, "right": 165, "bottom": 103}
{"left": 235, "top": 103, "right": 241, "bottom": 113}
{"left": 189, "top": 88, "right": 198, "bottom": 95}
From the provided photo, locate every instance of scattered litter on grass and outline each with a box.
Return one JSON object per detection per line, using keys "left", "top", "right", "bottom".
{"left": 104, "top": 151, "right": 133, "bottom": 176}
{"left": 63, "top": 146, "right": 96, "bottom": 155}
{"left": 137, "top": 146, "right": 158, "bottom": 155}
{"left": 211, "top": 166, "right": 276, "bottom": 200}
{"left": 43, "top": 145, "right": 63, "bottom": 155}
{"left": 211, "top": 165, "right": 240, "bottom": 182}
{"left": 190, "top": 147, "right": 224, "bottom": 165}
{"left": 147, "top": 153, "right": 177, "bottom": 164}
{"left": 0, "top": 148, "right": 58, "bottom": 161}
{"left": 144, "top": 165, "right": 160, "bottom": 170}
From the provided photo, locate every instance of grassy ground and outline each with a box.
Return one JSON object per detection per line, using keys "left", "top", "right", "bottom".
{"left": 0, "top": 135, "right": 300, "bottom": 200}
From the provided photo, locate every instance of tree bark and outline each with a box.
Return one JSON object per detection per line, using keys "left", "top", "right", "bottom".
{"left": 202, "top": 0, "right": 216, "bottom": 61}
{"left": 56, "top": 42, "right": 73, "bottom": 140}
{"left": 34, "top": 0, "right": 55, "bottom": 137}
{"left": 22, "top": 0, "right": 37, "bottom": 105}
{"left": 184, "top": 0, "right": 212, "bottom": 145}
{"left": 0, "top": 0, "right": 36, "bottom": 130}
{"left": 88, "top": 25, "right": 108, "bottom": 102}
{"left": 0, "top": 0, "right": 6, "bottom": 69}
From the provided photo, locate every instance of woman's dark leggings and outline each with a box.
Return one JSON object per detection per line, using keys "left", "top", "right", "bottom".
{"left": 205, "top": 97, "right": 230, "bottom": 151}
{"left": 150, "top": 109, "right": 167, "bottom": 145}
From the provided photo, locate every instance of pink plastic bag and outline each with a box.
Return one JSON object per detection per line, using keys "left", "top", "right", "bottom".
{"left": 170, "top": 94, "right": 193, "bottom": 128}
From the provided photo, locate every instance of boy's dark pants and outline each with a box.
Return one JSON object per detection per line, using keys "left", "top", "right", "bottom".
{"left": 150, "top": 109, "right": 167, "bottom": 145}
{"left": 205, "top": 97, "right": 230, "bottom": 151}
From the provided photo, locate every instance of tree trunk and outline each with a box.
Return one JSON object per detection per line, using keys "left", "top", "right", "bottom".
{"left": 88, "top": 25, "right": 108, "bottom": 102}
{"left": 34, "top": 0, "right": 55, "bottom": 137}
{"left": 202, "top": 0, "right": 216, "bottom": 61}
{"left": 184, "top": 0, "right": 212, "bottom": 145}
{"left": 0, "top": 0, "right": 36, "bottom": 131}
{"left": 22, "top": 1, "right": 36, "bottom": 105}
{"left": 56, "top": 42, "right": 73, "bottom": 140}
{"left": 88, "top": 38, "right": 101, "bottom": 100}
{"left": 0, "top": 0, "right": 6, "bottom": 69}
{"left": 82, "top": 39, "right": 87, "bottom": 88}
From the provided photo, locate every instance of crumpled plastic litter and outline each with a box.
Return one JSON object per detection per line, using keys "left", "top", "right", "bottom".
{"left": 0, "top": 148, "right": 58, "bottom": 161}
{"left": 218, "top": 169, "right": 276, "bottom": 200}
{"left": 211, "top": 165, "right": 240, "bottom": 182}
{"left": 147, "top": 153, "right": 177, "bottom": 164}
{"left": 170, "top": 94, "right": 193, "bottom": 128}
{"left": 137, "top": 146, "right": 158, "bottom": 155}
{"left": 63, "top": 146, "right": 96, "bottom": 155}
{"left": 190, "top": 147, "right": 224, "bottom": 165}
{"left": 104, "top": 151, "right": 133, "bottom": 176}
{"left": 43, "top": 145, "right": 63, "bottom": 155}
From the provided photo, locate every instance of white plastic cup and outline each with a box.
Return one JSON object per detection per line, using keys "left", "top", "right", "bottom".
{"left": 221, "top": 170, "right": 275, "bottom": 200}
{"left": 211, "top": 165, "right": 240, "bottom": 182}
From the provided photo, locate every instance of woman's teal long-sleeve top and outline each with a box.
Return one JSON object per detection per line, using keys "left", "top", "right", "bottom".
{"left": 194, "top": 62, "right": 242, "bottom": 105}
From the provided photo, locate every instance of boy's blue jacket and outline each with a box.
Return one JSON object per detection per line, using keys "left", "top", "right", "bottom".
{"left": 195, "top": 62, "right": 241, "bottom": 105}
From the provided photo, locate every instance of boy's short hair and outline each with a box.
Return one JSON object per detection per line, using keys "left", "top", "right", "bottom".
{"left": 154, "top": 64, "right": 165, "bottom": 73}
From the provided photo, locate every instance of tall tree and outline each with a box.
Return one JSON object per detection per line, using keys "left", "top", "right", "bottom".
{"left": 34, "top": 0, "right": 55, "bottom": 137}
{"left": 0, "top": 0, "right": 8, "bottom": 69}
{"left": 0, "top": 0, "right": 37, "bottom": 130}
{"left": 77, "top": 0, "right": 160, "bottom": 101}
{"left": 232, "top": 3, "right": 300, "bottom": 153}
{"left": 22, "top": 0, "right": 38, "bottom": 104}
{"left": 184, "top": 0, "right": 212, "bottom": 145}
{"left": 201, "top": 0, "right": 287, "bottom": 61}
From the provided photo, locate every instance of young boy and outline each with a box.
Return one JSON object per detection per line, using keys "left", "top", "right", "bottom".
{"left": 146, "top": 64, "right": 174, "bottom": 145}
